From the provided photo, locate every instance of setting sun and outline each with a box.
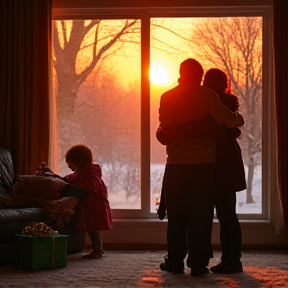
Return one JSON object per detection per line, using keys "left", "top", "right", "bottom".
{"left": 150, "top": 64, "right": 169, "bottom": 85}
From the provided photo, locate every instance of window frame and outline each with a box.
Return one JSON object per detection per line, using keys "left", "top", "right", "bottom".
{"left": 52, "top": 5, "right": 274, "bottom": 222}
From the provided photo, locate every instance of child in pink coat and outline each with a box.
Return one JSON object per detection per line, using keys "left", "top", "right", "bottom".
{"left": 63, "top": 144, "right": 113, "bottom": 259}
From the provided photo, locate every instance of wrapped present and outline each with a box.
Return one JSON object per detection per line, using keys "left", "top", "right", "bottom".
{"left": 21, "top": 222, "right": 58, "bottom": 236}
{"left": 13, "top": 234, "right": 69, "bottom": 271}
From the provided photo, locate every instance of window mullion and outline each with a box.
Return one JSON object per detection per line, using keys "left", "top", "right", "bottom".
{"left": 141, "top": 14, "right": 151, "bottom": 217}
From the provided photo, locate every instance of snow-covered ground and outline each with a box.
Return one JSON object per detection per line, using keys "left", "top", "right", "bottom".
{"left": 106, "top": 163, "right": 262, "bottom": 215}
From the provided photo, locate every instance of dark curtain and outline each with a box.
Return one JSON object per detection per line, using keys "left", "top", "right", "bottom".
{"left": 0, "top": 0, "right": 51, "bottom": 175}
{"left": 273, "top": 0, "right": 288, "bottom": 232}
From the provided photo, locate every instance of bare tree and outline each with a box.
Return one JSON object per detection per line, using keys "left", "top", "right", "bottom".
{"left": 190, "top": 17, "right": 262, "bottom": 203}
{"left": 71, "top": 68, "right": 141, "bottom": 202}
{"left": 52, "top": 17, "right": 262, "bottom": 206}
{"left": 53, "top": 19, "right": 140, "bottom": 159}
{"left": 53, "top": 18, "right": 186, "bottom": 159}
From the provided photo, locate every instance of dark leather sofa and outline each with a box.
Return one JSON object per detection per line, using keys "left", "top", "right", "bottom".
{"left": 0, "top": 147, "right": 85, "bottom": 266}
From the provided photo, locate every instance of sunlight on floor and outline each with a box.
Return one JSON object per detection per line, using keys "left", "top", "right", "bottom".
{"left": 245, "top": 267, "right": 288, "bottom": 288}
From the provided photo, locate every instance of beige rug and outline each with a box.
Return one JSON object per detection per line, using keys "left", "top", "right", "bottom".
{"left": 0, "top": 250, "right": 287, "bottom": 287}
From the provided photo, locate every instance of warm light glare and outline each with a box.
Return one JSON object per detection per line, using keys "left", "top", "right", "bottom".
{"left": 150, "top": 64, "right": 169, "bottom": 85}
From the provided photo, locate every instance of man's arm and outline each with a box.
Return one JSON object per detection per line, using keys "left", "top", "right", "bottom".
{"left": 174, "top": 93, "right": 242, "bottom": 142}
{"left": 176, "top": 116, "right": 220, "bottom": 140}
{"left": 208, "top": 92, "right": 244, "bottom": 128}
{"left": 156, "top": 94, "right": 177, "bottom": 145}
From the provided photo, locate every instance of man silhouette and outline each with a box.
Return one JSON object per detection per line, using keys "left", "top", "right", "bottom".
{"left": 157, "top": 58, "right": 244, "bottom": 276}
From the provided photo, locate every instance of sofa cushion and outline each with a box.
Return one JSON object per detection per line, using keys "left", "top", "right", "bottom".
{"left": 0, "top": 208, "right": 45, "bottom": 243}
{"left": 0, "top": 147, "right": 15, "bottom": 192}
{"left": 13, "top": 176, "right": 67, "bottom": 200}
{"left": 0, "top": 184, "right": 7, "bottom": 195}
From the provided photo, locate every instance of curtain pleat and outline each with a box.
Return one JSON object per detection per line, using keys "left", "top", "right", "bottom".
{"left": 0, "top": 0, "right": 51, "bottom": 175}
{"left": 273, "top": 0, "right": 288, "bottom": 233}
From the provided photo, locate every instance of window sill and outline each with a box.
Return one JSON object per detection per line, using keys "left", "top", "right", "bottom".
{"left": 100, "top": 218, "right": 288, "bottom": 247}
{"left": 111, "top": 218, "right": 273, "bottom": 225}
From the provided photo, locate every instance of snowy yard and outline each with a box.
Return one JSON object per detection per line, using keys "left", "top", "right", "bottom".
{"left": 106, "top": 163, "right": 262, "bottom": 215}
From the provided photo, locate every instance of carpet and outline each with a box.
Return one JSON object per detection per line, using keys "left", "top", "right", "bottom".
{"left": 0, "top": 250, "right": 287, "bottom": 287}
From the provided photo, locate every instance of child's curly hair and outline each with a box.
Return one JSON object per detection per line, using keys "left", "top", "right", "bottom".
{"left": 65, "top": 144, "right": 93, "bottom": 166}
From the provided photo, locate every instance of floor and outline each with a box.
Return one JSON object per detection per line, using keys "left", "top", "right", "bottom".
{"left": 0, "top": 250, "right": 288, "bottom": 287}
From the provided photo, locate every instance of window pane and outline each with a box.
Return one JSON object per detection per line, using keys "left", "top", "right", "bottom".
{"left": 150, "top": 17, "right": 262, "bottom": 215}
{"left": 52, "top": 19, "right": 141, "bottom": 209}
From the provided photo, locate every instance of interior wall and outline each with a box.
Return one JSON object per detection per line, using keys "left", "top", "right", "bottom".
{"left": 91, "top": 221, "right": 288, "bottom": 249}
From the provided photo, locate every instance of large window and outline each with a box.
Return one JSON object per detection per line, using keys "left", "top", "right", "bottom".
{"left": 149, "top": 17, "right": 263, "bottom": 216}
{"left": 52, "top": 8, "right": 272, "bottom": 220}
{"left": 52, "top": 19, "right": 141, "bottom": 210}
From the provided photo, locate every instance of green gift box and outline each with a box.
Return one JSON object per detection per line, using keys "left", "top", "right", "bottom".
{"left": 13, "top": 234, "right": 69, "bottom": 271}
